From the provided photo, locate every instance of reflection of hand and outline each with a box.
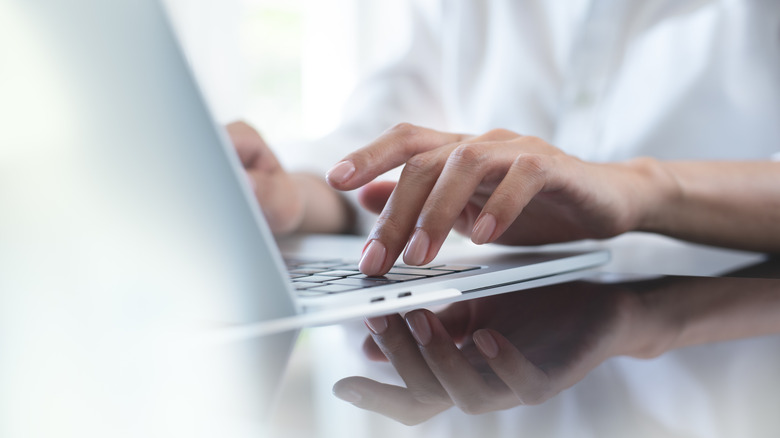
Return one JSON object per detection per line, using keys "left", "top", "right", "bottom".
{"left": 333, "top": 275, "right": 780, "bottom": 424}
{"left": 226, "top": 121, "right": 305, "bottom": 234}
{"left": 333, "top": 282, "right": 641, "bottom": 425}
{"left": 326, "top": 124, "right": 675, "bottom": 276}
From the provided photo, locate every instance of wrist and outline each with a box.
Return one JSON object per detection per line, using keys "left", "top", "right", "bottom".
{"left": 626, "top": 157, "right": 683, "bottom": 234}
{"left": 293, "top": 173, "right": 357, "bottom": 235}
{"left": 268, "top": 175, "right": 306, "bottom": 236}
{"left": 614, "top": 283, "right": 684, "bottom": 359}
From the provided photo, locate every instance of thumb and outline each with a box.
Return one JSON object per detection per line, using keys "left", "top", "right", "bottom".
{"left": 357, "top": 181, "right": 397, "bottom": 214}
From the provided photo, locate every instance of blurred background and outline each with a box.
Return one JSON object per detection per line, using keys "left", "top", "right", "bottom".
{"left": 164, "top": 0, "right": 404, "bottom": 144}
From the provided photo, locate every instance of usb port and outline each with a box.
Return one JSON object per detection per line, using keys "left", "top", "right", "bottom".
{"left": 370, "top": 297, "right": 385, "bottom": 303}
{"left": 397, "top": 292, "right": 412, "bottom": 298}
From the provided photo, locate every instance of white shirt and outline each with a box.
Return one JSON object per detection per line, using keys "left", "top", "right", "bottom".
{"left": 282, "top": 0, "right": 779, "bottom": 170}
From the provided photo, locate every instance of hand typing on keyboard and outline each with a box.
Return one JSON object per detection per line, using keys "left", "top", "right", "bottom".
{"left": 326, "top": 123, "right": 780, "bottom": 276}
{"left": 325, "top": 124, "right": 668, "bottom": 276}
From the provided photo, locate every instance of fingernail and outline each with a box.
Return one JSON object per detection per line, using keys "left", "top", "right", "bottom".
{"left": 471, "top": 213, "right": 497, "bottom": 245}
{"left": 326, "top": 161, "right": 355, "bottom": 185}
{"left": 364, "top": 316, "right": 388, "bottom": 335}
{"left": 406, "top": 312, "right": 432, "bottom": 346}
{"left": 359, "top": 240, "right": 387, "bottom": 275}
{"left": 333, "top": 387, "right": 362, "bottom": 404}
{"left": 474, "top": 330, "right": 499, "bottom": 359}
{"left": 404, "top": 228, "right": 430, "bottom": 266}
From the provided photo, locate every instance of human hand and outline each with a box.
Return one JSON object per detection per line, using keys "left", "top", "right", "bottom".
{"left": 326, "top": 124, "right": 674, "bottom": 275}
{"left": 332, "top": 281, "right": 644, "bottom": 424}
{"left": 226, "top": 121, "right": 305, "bottom": 234}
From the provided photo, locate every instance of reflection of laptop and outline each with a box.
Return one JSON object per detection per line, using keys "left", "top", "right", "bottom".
{"left": 1, "top": 0, "right": 607, "bottom": 330}
{"left": 1, "top": 0, "right": 609, "bottom": 428}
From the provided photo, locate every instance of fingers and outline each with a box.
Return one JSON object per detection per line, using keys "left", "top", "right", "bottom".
{"left": 404, "top": 310, "right": 516, "bottom": 414}
{"left": 340, "top": 310, "right": 565, "bottom": 422}
{"left": 357, "top": 181, "right": 397, "bottom": 215}
{"left": 326, "top": 123, "right": 468, "bottom": 190}
{"left": 332, "top": 124, "right": 571, "bottom": 275}
{"left": 356, "top": 311, "right": 518, "bottom": 417}
{"left": 361, "top": 301, "right": 472, "bottom": 362}
{"left": 333, "top": 377, "right": 451, "bottom": 425}
{"left": 430, "top": 301, "right": 474, "bottom": 343}
{"left": 361, "top": 334, "right": 388, "bottom": 362}
{"left": 472, "top": 329, "right": 555, "bottom": 405}
{"left": 362, "top": 137, "right": 559, "bottom": 275}
{"left": 402, "top": 141, "right": 520, "bottom": 265}
{"left": 363, "top": 314, "right": 451, "bottom": 401}
{"left": 225, "top": 121, "right": 270, "bottom": 168}
{"left": 358, "top": 146, "right": 455, "bottom": 275}
{"left": 470, "top": 152, "right": 559, "bottom": 245}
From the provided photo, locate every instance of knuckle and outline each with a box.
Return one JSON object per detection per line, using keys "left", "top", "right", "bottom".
{"left": 373, "top": 214, "right": 408, "bottom": 239}
{"left": 519, "top": 134, "right": 544, "bottom": 145}
{"left": 484, "top": 128, "right": 516, "bottom": 139}
{"left": 357, "top": 147, "right": 382, "bottom": 167}
{"left": 449, "top": 143, "right": 487, "bottom": 171}
{"left": 403, "top": 151, "right": 439, "bottom": 175}
{"left": 431, "top": 354, "right": 460, "bottom": 374}
{"left": 389, "top": 122, "right": 418, "bottom": 136}
{"left": 487, "top": 190, "right": 517, "bottom": 211}
{"left": 518, "top": 135, "right": 551, "bottom": 150}
{"left": 518, "top": 135, "right": 562, "bottom": 155}
{"left": 451, "top": 143, "right": 483, "bottom": 162}
{"left": 375, "top": 335, "right": 410, "bottom": 359}
{"left": 389, "top": 123, "right": 422, "bottom": 151}
{"left": 511, "top": 153, "right": 547, "bottom": 178}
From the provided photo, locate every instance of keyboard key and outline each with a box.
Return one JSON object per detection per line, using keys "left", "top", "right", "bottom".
{"left": 317, "top": 270, "right": 362, "bottom": 278}
{"left": 330, "top": 263, "right": 361, "bottom": 271}
{"left": 289, "top": 268, "right": 329, "bottom": 275}
{"left": 293, "top": 281, "right": 324, "bottom": 290}
{"left": 297, "top": 261, "right": 343, "bottom": 269}
{"left": 328, "top": 278, "right": 397, "bottom": 288}
{"left": 292, "top": 275, "right": 337, "bottom": 283}
{"left": 353, "top": 273, "right": 426, "bottom": 282}
{"left": 431, "top": 265, "right": 480, "bottom": 272}
{"left": 387, "top": 267, "right": 454, "bottom": 276}
{"left": 395, "top": 263, "right": 445, "bottom": 269}
{"left": 308, "top": 284, "right": 361, "bottom": 293}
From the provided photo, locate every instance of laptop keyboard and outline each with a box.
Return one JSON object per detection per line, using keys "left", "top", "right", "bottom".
{"left": 285, "top": 258, "right": 480, "bottom": 297}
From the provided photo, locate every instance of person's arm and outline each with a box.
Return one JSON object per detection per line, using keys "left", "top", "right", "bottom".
{"left": 333, "top": 276, "right": 780, "bottom": 424}
{"left": 632, "top": 276, "right": 780, "bottom": 357}
{"left": 290, "top": 173, "right": 356, "bottom": 234}
{"left": 638, "top": 161, "right": 780, "bottom": 253}
{"left": 226, "top": 121, "right": 355, "bottom": 235}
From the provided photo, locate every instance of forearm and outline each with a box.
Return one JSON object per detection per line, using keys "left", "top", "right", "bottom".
{"left": 622, "top": 277, "right": 780, "bottom": 358}
{"left": 637, "top": 160, "right": 780, "bottom": 253}
{"left": 292, "top": 173, "right": 357, "bottom": 235}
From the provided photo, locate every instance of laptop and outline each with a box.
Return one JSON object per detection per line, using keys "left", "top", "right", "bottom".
{"left": 0, "top": 0, "right": 607, "bottom": 329}
{"left": 0, "top": 0, "right": 607, "bottom": 427}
